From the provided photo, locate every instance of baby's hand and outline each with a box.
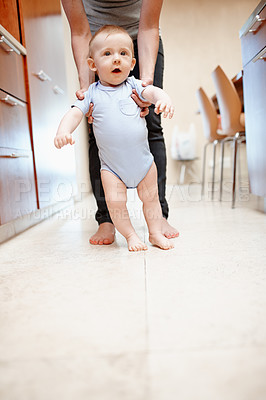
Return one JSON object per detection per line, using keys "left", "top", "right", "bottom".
{"left": 54, "top": 133, "right": 75, "bottom": 149}
{"left": 154, "top": 100, "right": 174, "bottom": 119}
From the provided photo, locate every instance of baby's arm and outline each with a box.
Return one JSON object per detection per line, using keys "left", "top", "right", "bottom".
{"left": 141, "top": 86, "right": 174, "bottom": 119}
{"left": 54, "top": 107, "right": 83, "bottom": 149}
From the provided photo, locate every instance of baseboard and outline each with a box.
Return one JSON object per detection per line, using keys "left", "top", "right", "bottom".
{"left": 0, "top": 199, "right": 75, "bottom": 245}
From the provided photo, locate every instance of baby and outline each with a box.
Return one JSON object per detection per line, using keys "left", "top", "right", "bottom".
{"left": 54, "top": 25, "right": 175, "bottom": 251}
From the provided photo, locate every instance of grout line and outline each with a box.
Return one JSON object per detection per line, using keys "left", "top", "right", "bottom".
{"left": 143, "top": 253, "right": 151, "bottom": 399}
{"left": 144, "top": 255, "right": 149, "bottom": 351}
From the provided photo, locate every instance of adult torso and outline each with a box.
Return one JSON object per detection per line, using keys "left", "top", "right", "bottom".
{"left": 82, "top": 0, "right": 142, "bottom": 40}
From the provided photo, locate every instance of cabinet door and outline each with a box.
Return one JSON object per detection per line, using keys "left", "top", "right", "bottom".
{"left": 0, "top": 89, "right": 31, "bottom": 150}
{"left": 20, "top": 0, "right": 76, "bottom": 208}
{"left": 0, "top": 0, "right": 21, "bottom": 42}
{"left": 0, "top": 30, "right": 27, "bottom": 102}
{"left": 243, "top": 50, "right": 266, "bottom": 197}
{"left": 0, "top": 147, "right": 37, "bottom": 224}
{"left": 240, "top": 6, "right": 266, "bottom": 68}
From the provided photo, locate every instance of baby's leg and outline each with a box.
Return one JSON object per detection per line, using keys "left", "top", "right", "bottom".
{"left": 137, "top": 163, "right": 174, "bottom": 250}
{"left": 101, "top": 170, "right": 147, "bottom": 252}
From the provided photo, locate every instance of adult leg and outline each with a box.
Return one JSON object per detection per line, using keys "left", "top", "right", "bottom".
{"left": 132, "top": 39, "right": 179, "bottom": 239}
{"left": 88, "top": 125, "right": 115, "bottom": 245}
{"left": 101, "top": 170, "right": 147, "bottom": 252}
{"left": 137, "top": 163, "right": 174, "bottom": 250}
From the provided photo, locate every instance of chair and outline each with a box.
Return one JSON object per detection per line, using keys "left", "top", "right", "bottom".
{"left": 196, "top": 87, "right": 227, "bottom": 199}
{"left": 211, "top": 65, "right": 245, "bottom": 208}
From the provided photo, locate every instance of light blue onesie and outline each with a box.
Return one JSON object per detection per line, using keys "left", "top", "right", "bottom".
{"left": 73, "top": 76, "right": 154, "bottom": 188}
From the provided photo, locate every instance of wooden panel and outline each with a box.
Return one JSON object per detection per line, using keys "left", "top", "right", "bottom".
{"left": 19, "top": 0, "right": 61, "bottom": 19}
{"left": 0, "top": 147, "right": 37, "bottom": 224}
{"left": 0, "top": 89, "right": 31, "bottom": 150}
{"left": 243, "top": 54, "right": 266, "bottom": 197}
{"left": 20, "top": 0, "right": 76, "bottom": 208}
{"left": 0, "top": 0, "right": 20, "bottom": 42}
{"left": 240, "top": 5, "right": 266, "bottom": 67}
{"left": 0, "top": 38, "right": 27, "bottom": 101}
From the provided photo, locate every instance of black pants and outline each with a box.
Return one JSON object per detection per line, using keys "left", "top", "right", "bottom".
{"left": 88, "top": 37, "right": 169, "bottom": 225}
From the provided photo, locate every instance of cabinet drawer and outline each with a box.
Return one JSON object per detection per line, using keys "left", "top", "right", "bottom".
{"left": 242, "top": 51, "right": 266, "bottom": 197}
{"left": 0, "top": 32, "right": 27, "bottom": 101}
{"left": 240, "top": 5, "right": 266, "bottom": 66}
{"left": 0, "top": 147, "right": 37, "bottom": 225}
{"left": 0, "top": 89, "right": 31, "bottom": 150}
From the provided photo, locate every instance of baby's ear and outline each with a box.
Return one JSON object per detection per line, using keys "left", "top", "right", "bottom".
{"left": 88, "top": 58, "right": 97, "bottom": 72}
{"left": 131, "top": 57, "right": 136, "bottom": 71}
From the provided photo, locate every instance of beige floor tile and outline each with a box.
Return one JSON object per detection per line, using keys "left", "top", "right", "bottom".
{"left": 0, "top": 259, "right": 147, "bottom": 359}
{"left": 148, "top": 348, "right": 266, "bottom": 400}
{"left": 145, "top": 253, "right": 266, "bottom": 351}
{"left": 0, "top": 222, "right": 148, "bottom": 359}
{"left": 0, "top": 185, "right": 265, "bottom": 399}
{"left": 0, "top": 354, "right": 149, "bottom": 400}
{"left": 144, "top": 190, "right": 266, "bottom": 352}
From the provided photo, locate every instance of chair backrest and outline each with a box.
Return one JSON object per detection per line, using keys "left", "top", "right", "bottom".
{"left": 211, "top": 65, "right": 245, "bottom": 135}
{"left": 196, "top": 87, "right": 222, "bottom": 142}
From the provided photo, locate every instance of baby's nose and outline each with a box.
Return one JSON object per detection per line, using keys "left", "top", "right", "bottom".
{"left": 113, "top": 54, "right": 121, "bottom": 63}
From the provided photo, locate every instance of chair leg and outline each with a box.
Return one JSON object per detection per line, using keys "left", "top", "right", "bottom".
{"left": 211, "top": 140, "right": 218, "bottom": 200}
{"left": 232, "top": 137, "right": 238, "bottom": 208}
{"left": 179, "top": 163, "right": 186, "bottom": 185}
{"left": 238, "top": 142, "right": 242, "bottom": 190}
{"left": 201, "top": 143, "right": 209, "bottom": 197}
{"left": 219, "top": 140, "right": 225, "bottom": 201}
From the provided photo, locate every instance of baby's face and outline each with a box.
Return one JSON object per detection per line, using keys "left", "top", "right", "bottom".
{"left": 88, "top": 32, "right": 136, "bottom": 87}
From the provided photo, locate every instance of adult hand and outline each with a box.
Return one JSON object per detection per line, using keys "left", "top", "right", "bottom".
{"left": 75, "top": 87, "right": 87, "bottom": 100}
{"left": 131, "top": 78, "right": 152, "bottom": 117}
{"left": 86, "top": 103, "right": 94, "bottom": 124}
{"left": 131, "top": 89, "right": 151, "bottom": 118}
{"left": 75, "top": 88, "right": 94, "bottom": 124}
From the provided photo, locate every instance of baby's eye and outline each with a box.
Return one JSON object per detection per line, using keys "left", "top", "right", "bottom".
{"left": 120, "top": 51, "right": 127, "bottom": 56}
{"left": 104, "top": 51, "right": 111, "bottom": 56}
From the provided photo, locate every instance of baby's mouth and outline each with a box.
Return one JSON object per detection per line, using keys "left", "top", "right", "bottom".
{"left": 112, "top": 68, "right": 121, "bottom": 74}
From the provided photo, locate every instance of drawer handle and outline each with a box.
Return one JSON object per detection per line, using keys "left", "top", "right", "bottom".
{"left": 34, "top": 70, "right": 52, "bottom": 82}
{"left": 253, "top": 47, "right": 266, "bottom": 63}
{"left": 53, "top": 85, "right": 65, "bottom": 95}
{"left": 0, "top": 35, "right": 21, "bottom": 55}
{"left": 1, "top": 95, "right": 26, "bottom": 107}
{"left": 0, "top": 153, "right": 29, "bottom": 159}
{"left": 245, "top": 14, "right": 266, "bottom": 35}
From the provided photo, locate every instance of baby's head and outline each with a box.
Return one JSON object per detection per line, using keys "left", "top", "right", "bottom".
{"left": 88, "top": 25, "right": 136, "bottom": 87}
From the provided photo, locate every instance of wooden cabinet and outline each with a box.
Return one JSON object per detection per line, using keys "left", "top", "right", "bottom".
{"left": 0, "top": 148, "right": 36, "bottom": 225}
{"left": 0, "top": 89, "right": 30, "bottom": 149}
{"left": 240, "top": 4, "right": 266, "bottom": 67}
{"left": 0, "top": 35, "right": 26, "bottom": 101}
{"left": 0, "top": 0, "right": 76, "bottom": 227}
{"left": 0, "top": 19, "right": 37, "bottom": 224}
{"left": 20, "top": 0, "right": 76, "bottom": 208}
{"left": 0, "top": 0, "right": 21, "bottom": 42}
{"left": 240, "top": 1, "right": 266, "bottom": 197}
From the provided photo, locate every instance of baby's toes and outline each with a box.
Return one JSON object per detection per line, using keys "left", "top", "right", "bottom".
{"left": 159, "top": 238, "right": 174, "bottom": 250}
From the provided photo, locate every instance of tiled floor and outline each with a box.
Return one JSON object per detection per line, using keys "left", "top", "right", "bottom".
{"left": 0, "top": 185, "right": 266, "bottom": 400}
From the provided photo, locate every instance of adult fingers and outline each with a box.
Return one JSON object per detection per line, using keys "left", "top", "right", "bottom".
{"left": 85, "top": 103, "right": 94, "bottom": 124}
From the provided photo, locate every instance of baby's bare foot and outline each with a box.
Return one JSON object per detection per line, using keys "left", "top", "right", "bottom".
{"left": 89, "top": 222, "right": 115, "bottom": 245}
{"left": 127, "top": 233, "right": 148, "bottom": 252}
{"left": 149, "top": 232, "right": 174, "bottom": 250}
{"left": 162, "top": 218, "right": 179, "bottom": 239}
